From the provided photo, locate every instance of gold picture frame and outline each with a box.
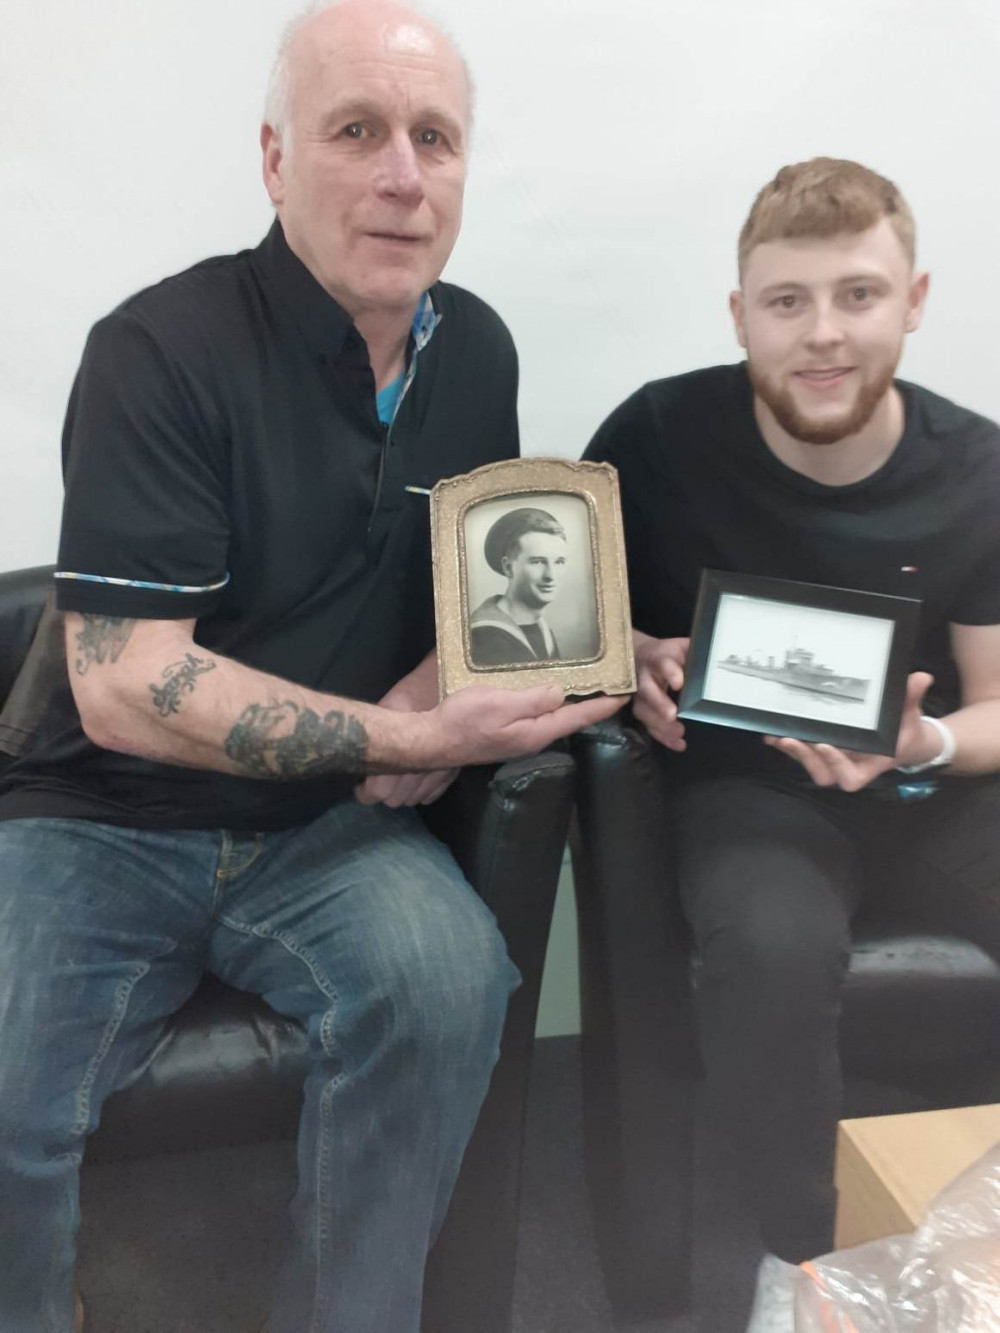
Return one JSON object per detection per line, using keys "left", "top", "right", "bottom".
{"left": 431, "top": 458, "right": 636, "bottom": 698}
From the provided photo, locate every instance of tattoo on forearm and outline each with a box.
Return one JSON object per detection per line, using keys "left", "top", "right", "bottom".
{"left": 149, "top": 653, "right": 217, "bottom": 717}
{"left": 224, "top": 700, "right": 369, "bottom": 779}
{"left": 74, "top": 616, "right": 136, "bottom": 675}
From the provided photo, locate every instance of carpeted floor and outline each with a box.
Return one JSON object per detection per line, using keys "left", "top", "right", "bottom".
{"left": 77, "top": 1036, "right": 760, "bottom": 1332}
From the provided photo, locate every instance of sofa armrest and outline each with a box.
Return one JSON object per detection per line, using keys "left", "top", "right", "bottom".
{"left": 420, "top": 747, "right": 576, "bottom": 1333}
{"left": 570, "top": 719, "right": 694, "bottom": 1047}
{"left": 424, "top": 747, "right": 575, "bottom": 1008}
{"left": 569, "top": 718, "right": 696, "bottom": 1319}
{"left": 0, "top": 566, "right": 56, "bottom": 766}
{"left": 86, "top": 976, "right": 310, "bottom": 1163}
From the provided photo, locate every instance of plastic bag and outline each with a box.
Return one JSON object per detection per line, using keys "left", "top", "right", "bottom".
{"left": 746, "top": 1142, "right": 1000, "bottom": 1331}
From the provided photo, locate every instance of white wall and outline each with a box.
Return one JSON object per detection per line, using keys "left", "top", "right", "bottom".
{"left": 3, "top": 0, "right": 999, "bottom": 572}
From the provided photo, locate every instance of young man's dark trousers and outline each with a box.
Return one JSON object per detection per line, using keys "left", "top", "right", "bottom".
{"left": 664, "top": 771, "right": 1000, "bottom": 1262}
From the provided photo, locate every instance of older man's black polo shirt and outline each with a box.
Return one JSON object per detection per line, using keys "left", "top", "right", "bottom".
{"left": 0, "top": 221, "right": 519, "bottom": 830}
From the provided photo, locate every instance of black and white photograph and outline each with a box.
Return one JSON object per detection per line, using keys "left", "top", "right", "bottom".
{"left": 679, "top": 571, "right": 922, "bottom": 755}
{"left": 703, "top": 593, "right": 893, "bottom": 732}
{"left": 464, "top": 493, "right": 600, "bottom": 670}
{"left": 430, "top": 457, "right": 635, "bottom": 699}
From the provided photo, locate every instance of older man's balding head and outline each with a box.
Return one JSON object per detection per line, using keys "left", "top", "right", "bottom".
{"left": 265, "top": 1, "right": 474, "bottom": 155}
{"left": 260, "top": 0, "right": 471, "bottom": 323}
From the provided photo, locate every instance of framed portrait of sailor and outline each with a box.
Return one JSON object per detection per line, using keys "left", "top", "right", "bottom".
{"left": 678, "top": 571, "right": 921, "bottom": 755}
{"left": 430, "top": 458, "right": 635, "bottom": 699}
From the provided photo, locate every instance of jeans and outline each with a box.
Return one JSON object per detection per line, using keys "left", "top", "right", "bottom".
{"left": 0, "top": 801, "right": 518, "bottom": 1333}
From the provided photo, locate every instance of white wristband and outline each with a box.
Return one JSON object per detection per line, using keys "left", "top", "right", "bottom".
{"left": 895, "top": 715, "right": 956, "bottom": 774}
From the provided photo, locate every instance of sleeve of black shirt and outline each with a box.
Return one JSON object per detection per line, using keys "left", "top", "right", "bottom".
{"left": 485, "top": 305, "right": 519, "bottom": 462}
{"left": 55, "top": 309, "right": 231, "bottom": 621}
{"left": 582, "top": 386, "right": 663, "bottom": 634}
{"left": 947, "top": 421, "right": 1000, "bottom": 626}
{"left": 432, "top": 284, "right": 520, "bottom": 468}
{"left": 950, "top": 542, "right": 1000, "bottom": 626}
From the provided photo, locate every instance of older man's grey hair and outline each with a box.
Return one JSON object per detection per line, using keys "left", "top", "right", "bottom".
{"left": 263, "top": 0, "right": 476, "bottom": 153}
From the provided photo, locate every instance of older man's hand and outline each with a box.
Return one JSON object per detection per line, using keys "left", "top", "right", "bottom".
{"left": 356, "top": 651, "right": 459, "bottom": 807}
{"left": 356, "top": 766, "right": 458, "bottom": 808}
{"left": 424, "top": 685, "right": 626, "bottom": 767}
{"left": 358, "top": 658, "right": 628, "bottom": 802}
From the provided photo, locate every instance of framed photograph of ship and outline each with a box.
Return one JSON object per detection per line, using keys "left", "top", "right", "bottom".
{"left": 678, "top": 571, "right": 921, "bottom": 755}
{"left": 430, "top": 457, "right": 635, "bottom": 699}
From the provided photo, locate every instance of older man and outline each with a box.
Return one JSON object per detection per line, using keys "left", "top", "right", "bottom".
{"left": 585, "top": 158, "right": 1000, "bottom": 1282}
{"left": 0, "top": 4, "right": 619, "bottom": 1330}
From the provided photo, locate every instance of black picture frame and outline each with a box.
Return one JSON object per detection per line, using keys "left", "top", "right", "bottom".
{"left": 677, "top": 570, "right": 921, "bottom": 756}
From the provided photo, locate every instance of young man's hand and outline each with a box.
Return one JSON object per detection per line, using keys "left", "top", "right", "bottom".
{"left": 763, "top": 672, "right": 935, "bottom": 792}
{"left": 632, "top": 631, "right": 689, "bottom": 751}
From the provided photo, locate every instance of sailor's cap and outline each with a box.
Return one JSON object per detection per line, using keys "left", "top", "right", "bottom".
{"left": 483, "top": 507, "right": 565, "bottom": 574}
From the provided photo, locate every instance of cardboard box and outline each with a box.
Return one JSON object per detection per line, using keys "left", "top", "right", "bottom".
{"left": 834, "top": 1103, "right": 1000, "bottom": 1250}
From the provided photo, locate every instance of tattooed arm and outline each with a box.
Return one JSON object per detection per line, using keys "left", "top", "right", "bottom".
{"left": 64, "top": 613, "right": 625, "bottom": 780}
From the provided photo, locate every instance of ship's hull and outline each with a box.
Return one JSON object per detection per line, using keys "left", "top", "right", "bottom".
{"left": 718, "top": 662, "right": 868, "bottom": 702}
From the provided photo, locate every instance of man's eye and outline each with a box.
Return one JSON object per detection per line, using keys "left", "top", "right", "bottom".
{"left": 340, "top": 123, "right": 365, "bottom": 139}
{"left": 838, "top": 286, "right": 876, "bottom": 309}
{"left": 417, "top": 128, "right": 442, "bottom": 146}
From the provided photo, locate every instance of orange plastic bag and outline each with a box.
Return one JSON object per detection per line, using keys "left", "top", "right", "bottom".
{"left": 747, "top": 1143, "right": 1000, "bottom": 1332}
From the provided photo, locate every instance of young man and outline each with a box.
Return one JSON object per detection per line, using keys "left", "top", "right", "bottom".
{"left": 0, "top": 4, "right": 619, "bottom": 1330}
{"left": 584, "top": 158, "right": 1000, "bottom": 1269}
{"left": 469, "top": 507, "right": 568, "bottom": 666}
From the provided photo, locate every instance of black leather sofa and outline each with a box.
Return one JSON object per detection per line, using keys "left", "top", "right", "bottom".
{"left": 570, "top": 718, "right": 1000, "bottom": 1322}
{"left": 0, "top": 563, "right": 578, "bottom": 1332}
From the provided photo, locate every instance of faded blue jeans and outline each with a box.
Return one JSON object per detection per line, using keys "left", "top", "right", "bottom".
{"left": 0, "top": 801, "right": 518, "bottom": 1332}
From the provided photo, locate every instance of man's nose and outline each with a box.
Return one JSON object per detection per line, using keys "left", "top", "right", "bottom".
{"left": 803, "top": 300, "right": 845, "bottom": 349}
{"left": 375, "top": 134, "right": 424, "bottom": 205}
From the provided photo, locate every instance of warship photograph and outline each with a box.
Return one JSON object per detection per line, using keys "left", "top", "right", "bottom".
{"left": 700, "top": 591, "right": 894, "bottom": 732}
{"left": 717, "top": 646, "right": 870, "bottom": 703}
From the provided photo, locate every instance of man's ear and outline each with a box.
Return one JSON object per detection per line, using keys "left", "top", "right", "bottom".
{"left": 261, "top": 122, "right": 286, "bottom": 207}
{"left": 905, "top": 270, "right": 930, "bottom": 333}
{"left": 729, "top": 289, "right": 748, "bottom": 349}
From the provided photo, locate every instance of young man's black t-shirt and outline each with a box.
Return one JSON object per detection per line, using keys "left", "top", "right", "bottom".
{"left": 583, "top": 363, "right": 1000, "bottom": 786}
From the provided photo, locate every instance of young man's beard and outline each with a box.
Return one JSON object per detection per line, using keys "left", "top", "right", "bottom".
{"left": 746, "top": 357, "right": 897, "bottom": 445}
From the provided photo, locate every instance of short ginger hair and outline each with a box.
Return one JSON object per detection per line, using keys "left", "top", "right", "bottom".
{"left": 737, "top": 157, "right": 916, "bottom": 280}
